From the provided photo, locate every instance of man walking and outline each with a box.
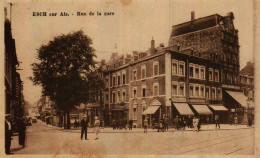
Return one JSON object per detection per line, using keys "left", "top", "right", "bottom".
{"left": 215, "top": 115, "right": 220, "bottom": 129}
{"left": 143, "top": 118, "right": 148, "bottom": 133}
{"left": 18, "top": 117, "right": 26, "bottom": 147}
{"left": 80, "top": 116, "right": 88, "bottom": 140}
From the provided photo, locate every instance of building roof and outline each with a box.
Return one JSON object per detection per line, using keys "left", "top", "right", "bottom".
{"left": 170, "top": 12, "right": 234, "bottom": 37}
{"left": 240, "top": 62, "right": 254, "bottom": 76}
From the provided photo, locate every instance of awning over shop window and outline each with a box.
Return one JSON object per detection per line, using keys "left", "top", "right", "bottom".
{"left": 209, "top": 105, "right": 228, "bottom": 111}
{"left": 143, "top": 106, "right": 160, "bottom": 115}
{"left": 173, "top": 103, "right": 194, "bottom": 115}
{"left": 226, "top": 90, "right": 249, "bottom": 108}
{"left": 192, "top": 104, "right": 212, "bottom": 115}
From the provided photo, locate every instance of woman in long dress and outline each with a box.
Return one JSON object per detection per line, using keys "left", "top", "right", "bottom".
{"left": 94, "top": 116, "right": 100, "bottom": 140}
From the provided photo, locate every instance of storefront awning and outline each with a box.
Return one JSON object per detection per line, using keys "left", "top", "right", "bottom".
{"left": 173, "top": 103, "right": 194, "bottom": 115}
{"left": 226, "top": 90, "right": 249, "bottom": 108}
{"left": 143, "top": 106, "right": 160, "bottom": 115}
{"left": 192, "top": 104, "right": 212, "bottom": 115}
{"left": 209, "top": 105, "right": 228, "bottom": 111}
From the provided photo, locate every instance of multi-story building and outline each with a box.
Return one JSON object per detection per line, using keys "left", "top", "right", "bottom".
{"left": 240, "top": 61, "right": 254, "bottom": 100}
{"left": 102, "top": 12, "right": 249, "bottom": 127}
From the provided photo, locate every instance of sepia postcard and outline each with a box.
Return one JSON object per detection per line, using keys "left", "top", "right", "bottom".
{"left": 0, "top": 0, "right": 259, "bottom": 157}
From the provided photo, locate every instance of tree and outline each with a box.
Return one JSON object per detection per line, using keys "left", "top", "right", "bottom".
{"left": 30, "top": 30, "right": 97, "bottom": 129}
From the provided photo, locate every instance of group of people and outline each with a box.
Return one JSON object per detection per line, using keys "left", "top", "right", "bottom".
{"left": 111, "top": 119, "right": 132, "bottom": 130}
{"left": 74, "top": 120, "right": 80, "bottom": 128}
{"left": 5, "top": 114, "right": 27, "bottom": 155}
{"left": 80, "top": 116, "right": 100, "bottom": 140}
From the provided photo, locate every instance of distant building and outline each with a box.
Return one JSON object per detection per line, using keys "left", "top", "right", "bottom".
{"left": 240, "top": 61, "right": 254, "bottom": 100}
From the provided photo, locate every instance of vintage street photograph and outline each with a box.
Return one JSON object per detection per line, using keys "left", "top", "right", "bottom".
{"left": 2, "top": 0, "right": 256, "bottom": 156}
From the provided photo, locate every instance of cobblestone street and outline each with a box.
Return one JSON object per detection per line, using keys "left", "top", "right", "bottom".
{"left": 10, "top": 122, "right": 255, "bottom": 155}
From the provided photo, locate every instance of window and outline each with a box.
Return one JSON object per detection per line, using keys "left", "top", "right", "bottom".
{"left": 113, "top": 75, "right": 116, "bottom": 87}
{"left": 153, "top": 61, "right": 159, "bottom": 76}
{"left": 217, "top": 88, "right": 222, "bottom": 100}
{"left": 179, "top": 83, "right": 185, "bottom": 96}
{"left": 206, "top": 87, "right": 210, "bottom": 99}
{"left": 153, "top": 82, "right": 159, "bottom": 96}
{"left": 209, "top": 53, "right": 213, "bottom": 60}
{"left": 212, "top": 87, "right": 216, "bottom": 99}
{"left": 209, "top": 68, "right": 213, "bottom": 81}
{"left": 215, "top": 69, "right": 219, "bottom": 82}
{"left": 200, "top": 85, "right": 205, "bottom": 98}
{"left": 117, "top": 91, "right": 121, "bottom": 103}
{"left": 172, "top": 82, "right": 178, "bottom": 96}
{"left": 133, "top": 108, "right": 137, "bottom": 120}
{"left": 133, "top": 68, "right": 137, "bottom": 81}
{"left": 172, "top": 60, "right": 178, "bottom": 75}
{"left": 200, "top": 66, "right": 205, "bottom": 80}
{"left": 141, "top": 65, "right": 146, "bottom": 79}
{"left": 179, "top": 61, "right": 185, "bottom": 76}
{"left": 195, "top": 85, "right": 199, "bottom": 97}
{"left": 112, "top": 92, "right": 116, "bottom": 103}
{"left": 142, "top": 85, "right": 146, "bottom": 97}
{"left": 117, "top": 74, "right": 121, "bottom": 86}
{"left": 189, "top": 84, "right": 194, "bottom": 97}
{"left": 189, "top": 64, "right": 194, "bottom": 78}
{"left": 122, "top": 90, "right": 126, "bottom": 102}
{"left": 195, "top": 65, "right": 199, "bottom": 78}
{"left": 122, "top": 71, "right": 126, "bottom": 85}
{"left": 133, "top": 87, "right": 137, "bottom": 98}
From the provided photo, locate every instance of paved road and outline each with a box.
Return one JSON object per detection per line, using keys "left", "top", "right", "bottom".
{"left": 11, "top": 122, "right": 255, "bottom": 155}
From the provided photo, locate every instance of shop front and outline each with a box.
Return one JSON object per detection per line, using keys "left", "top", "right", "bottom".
{"left": 190, "top": 104, "right": 213, "bottom": 124}
{"left": 208, "top": 104, "right": 229, "bottom": 123}
{"left": 143, "top": 99, "right": 164, "bottom": 127}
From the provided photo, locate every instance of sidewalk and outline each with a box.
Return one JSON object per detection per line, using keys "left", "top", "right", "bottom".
{"left": 39, "top": 120, "right": 254, "bottom": 133}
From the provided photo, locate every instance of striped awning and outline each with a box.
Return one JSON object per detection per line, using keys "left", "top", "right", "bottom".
{"left": 173, "top": 103, "right": 194, "bottom": 115}
{"left": 192, "top": 104, "right": 212, "bottom": 115}
{"left": 209, "top": 105, "right": 228, "bottom": 111}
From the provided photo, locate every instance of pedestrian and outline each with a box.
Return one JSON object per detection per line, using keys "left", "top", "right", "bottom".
{"left": 193, "top": 116, "right": 198, "bottom": 132}
{"left": 129, "top": 119, "right": 133, "bottom": 130}
{"left": 123, "top": 119, "right": 128, "bottom": 131}
{"left": 234, "top": 114, "right": 238, "bottom": 126}
{"left": 5, "top": 114, "right": 13, "bottom": 155}
{"left": 74, "top": 119, "right": 77, "bottom": 128}
{"left": 116, "top": 119, "right": 119, "bottom": 129}
{"left": 173, "top": 116, "right": 179, "bottom": 130}
{"left": 229, "top": 115, "right": 233, "bottom": 125}
{"left": 143, "top": 118, "right": 148, "bottom": 133}
{"left": 197, "top": 117, "right": 201, "bottom": 131}
{"left": 178, "top": 117, "right": 182, "bottom": 130}
{"left": 215, "top": 115, "right": 220, "bottom": 129}
{"left": 94, "top": 116, "right": 100, "bottom": 140}
{"left": 18, "top": 117, "right": 26, "bottom": 148}
{"left": 112, "top": 119, "right": 116, "bottom": 130}
{"left": 80, "top": 116, "right": 88, "bottom": 140}
{"left": 164, "top": 117, "right": 169, "bottom": 131}
{"left": 182, "top": 118, "right": 186, "bottom": 130}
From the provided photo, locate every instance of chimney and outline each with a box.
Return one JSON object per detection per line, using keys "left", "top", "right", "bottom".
{"left": 150, "top": 37, "right": 155, "bottom": 54}
{"left": 191, "top": 11, "right": 195, "bottom": 21}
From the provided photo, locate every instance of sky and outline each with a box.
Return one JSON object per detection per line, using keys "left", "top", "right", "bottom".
{"left": 4, "top": 0, "right": 254, "bottom": 105}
